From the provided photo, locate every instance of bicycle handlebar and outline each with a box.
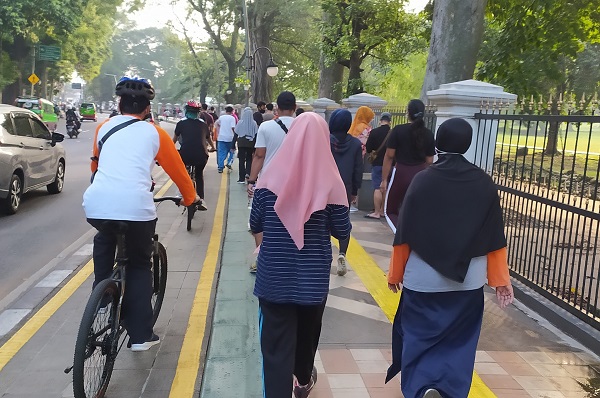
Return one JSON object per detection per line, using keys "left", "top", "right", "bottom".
{"left": 153, "top": 196, "right": 182, "bottom": 206}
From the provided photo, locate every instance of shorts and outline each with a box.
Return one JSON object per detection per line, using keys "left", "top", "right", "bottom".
{"left": 371, "top": 166, "right": 383, "bottom": 190}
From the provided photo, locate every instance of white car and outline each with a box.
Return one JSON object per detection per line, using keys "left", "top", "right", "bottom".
{"left": 0, "top": 105, "right": 66, "bottom": 214}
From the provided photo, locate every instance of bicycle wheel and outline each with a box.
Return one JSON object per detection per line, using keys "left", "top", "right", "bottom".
{"left": 73, "top": 279, "right": 120, "bottom": 398}
{"left": 151, "top": 242, "right": 168, "bottom": 324}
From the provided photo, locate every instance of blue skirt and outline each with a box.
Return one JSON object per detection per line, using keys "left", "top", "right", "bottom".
{"left": 385, "top": 287, "right": 484, "bottom": 398}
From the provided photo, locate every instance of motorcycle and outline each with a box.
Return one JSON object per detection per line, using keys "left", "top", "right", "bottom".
{"left": 66, "top": 119, "right": 79, "bottom": 139}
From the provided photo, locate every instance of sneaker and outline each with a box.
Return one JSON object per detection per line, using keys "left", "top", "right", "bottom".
{"left": 293, "top": 366, "right": 317, "bottom": 398}
{"left": 349, "top": 205, "right": 359, "bottom": 213}
{"left": 249, "top": 261, "right": 257, "bottom": 273}
{"left": 237, "top": 180, "right": 246, "bottom": 184}
{"left": 337, "top": 254, "right": 347, "bottom": 276}
{"left": 226, "top": 164, "right": 232, "bottom": 170}
{"left": 198, "top": 200, "right": 208, "bottom": 211}
{"left": 423, "top": 388, "right": 442, "bottom": 398}
{"left": 130, "top": 333, "right": 160, "bottom": 352}
{"left": 218, "top": 169, "right": 223, "bottom": 174}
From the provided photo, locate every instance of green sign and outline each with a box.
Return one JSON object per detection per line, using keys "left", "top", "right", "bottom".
{"left": 38, "top": 45, "right": 61, "bottom": 61}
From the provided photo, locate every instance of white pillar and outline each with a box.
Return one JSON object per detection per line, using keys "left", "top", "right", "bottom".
{"left": 341, "top": 93, "right": 387, "bottom": 122}
{"left": 427, "top": 79, "right": 517, "bottom": 173}
{"left": 312, "top": 98, "right": 340, "bottom": 121}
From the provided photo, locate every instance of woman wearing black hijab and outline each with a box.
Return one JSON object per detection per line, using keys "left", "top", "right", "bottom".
{"left": 385, "top": 118, "right": 514, "bottom": 398}
{"left": 381, "top": 99, "right": 435, "bottom": 233}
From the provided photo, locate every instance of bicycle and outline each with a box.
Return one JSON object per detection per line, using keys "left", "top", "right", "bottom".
{"left": 66, "top": 196, "right": 181, "bottom": 398}
{"left": 184, "top": 165, "right": 207, "bottom": 231}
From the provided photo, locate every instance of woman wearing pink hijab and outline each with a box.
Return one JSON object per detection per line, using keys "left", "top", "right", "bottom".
{"left": 250, "top": 112, "right": 351, "bottom": 398}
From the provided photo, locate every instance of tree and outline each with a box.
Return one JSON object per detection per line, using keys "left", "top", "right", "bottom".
{"left": 420, "top": 0, "right": 488, "bottom": 99}
{"left": 321, "top": 0, "right": 424, "bottom": 96}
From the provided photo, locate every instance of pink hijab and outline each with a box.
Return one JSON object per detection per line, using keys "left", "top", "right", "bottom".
{"left": 256, "top": 112, "right": 349, "bottom": 250}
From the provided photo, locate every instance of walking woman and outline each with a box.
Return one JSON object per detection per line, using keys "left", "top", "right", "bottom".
{"left": 329, "top": 108, "right": 363, "bottom": 276}
{"left": 385, "top": 118, "right": 514, "bottom": 398}
{"left": 234, "top": 107, "right": 258, "bottom": 183}
{"left": 349, "top": 105, "right": 375, "bottom": 156}
{"left": 250, "top": 112, "right": 351, "bottom": 398}
{"left": 381, "top": 99, "right": 435, "bottom": 232}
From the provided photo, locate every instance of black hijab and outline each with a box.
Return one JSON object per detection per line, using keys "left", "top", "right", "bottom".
{"left": 393, "top": 118, "right": 506, "bottom": 282}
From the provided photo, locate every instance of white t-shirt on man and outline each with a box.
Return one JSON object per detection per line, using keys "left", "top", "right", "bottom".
{"left": 254, "top": 116, "right": 294, "bottom": 173}
{"left": 217, "top": 114, "right": 236, "bottom": 142}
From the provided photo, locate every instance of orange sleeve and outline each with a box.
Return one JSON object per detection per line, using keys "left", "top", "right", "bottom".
{"left": 388, "top": 244, "right": 410, "bottom": 285}
{"left": 90, "top": 120, "right": 109, "bottom": 173}
{"left": 154, "top": 126, "right": 197, "bottom": 206}
{"left": 487, "top": 247, "right": 510, "bottom": 287}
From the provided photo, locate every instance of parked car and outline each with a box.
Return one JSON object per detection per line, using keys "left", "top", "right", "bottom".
{"left": 79, "top": 102, "right": 97, "bottom": 122}
{"left": 0, "top": 105, "right": 66, "bottom": 214}
{"left": 13, "top": 96, "right": 59, "bottom": 132}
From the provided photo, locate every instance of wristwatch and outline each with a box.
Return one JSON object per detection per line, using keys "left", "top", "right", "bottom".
{"left": 247, "top": 180, "right": 256, "bottom": 185}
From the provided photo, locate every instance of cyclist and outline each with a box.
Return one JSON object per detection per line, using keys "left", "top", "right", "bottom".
{"left": 173, "top": 100, "right": 215, "bottom": 210}
{"left": 83, "top": 76, "right": 199, "bottom": 351}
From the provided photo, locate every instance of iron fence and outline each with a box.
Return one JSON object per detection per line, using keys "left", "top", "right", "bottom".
{"left": 374, "top": 105, "right": 437, "bottom": 132}
{"left": 475, "top": 105, "right": 600, "bottom": 328}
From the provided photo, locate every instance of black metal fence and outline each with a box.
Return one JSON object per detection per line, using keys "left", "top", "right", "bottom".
{"left": 475, "top": 106, "right": 600, "bottom": 327}
{"left": 374, "top": 105, "right": 437, "bottom": 132}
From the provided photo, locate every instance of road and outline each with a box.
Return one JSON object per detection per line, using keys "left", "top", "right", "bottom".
{"left": 0, "top": 114, "right": 175, "bottom": 306}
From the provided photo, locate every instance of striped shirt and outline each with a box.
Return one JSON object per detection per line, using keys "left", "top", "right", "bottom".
{"left": 250, "top": 188, "right": 351, "bottom": 305}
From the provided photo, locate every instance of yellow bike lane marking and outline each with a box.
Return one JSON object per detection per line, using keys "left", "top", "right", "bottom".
{"left": 168, "top": 172, "right": 227, "bottom": 397}
{"left": 337, "top": 236, "right": 497, "bottom": 398}
{"left": 0, "top": 180, "right": 175, "bottom": 373}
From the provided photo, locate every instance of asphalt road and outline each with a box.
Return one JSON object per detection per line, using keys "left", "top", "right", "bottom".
{"left": 0, "top": 114, "right": 175, "bottom": 303}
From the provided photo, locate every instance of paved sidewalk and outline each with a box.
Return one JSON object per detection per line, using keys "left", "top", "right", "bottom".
{"left": 201, "top": 179, "right": 600, "bottom": 398}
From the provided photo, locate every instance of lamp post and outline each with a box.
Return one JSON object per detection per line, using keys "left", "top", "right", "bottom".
{"left": 105, "top": 73, "right": 118, "bottom": 85}
{"left": 245, "top": 46, "right": 279, "bottom": 106}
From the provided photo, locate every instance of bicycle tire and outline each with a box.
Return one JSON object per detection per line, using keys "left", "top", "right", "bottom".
{"left": 73, "top": 279, "right": 120, "bottom": 398}
{"left": 151, "top": 242, "right": 168, "bottom": 324}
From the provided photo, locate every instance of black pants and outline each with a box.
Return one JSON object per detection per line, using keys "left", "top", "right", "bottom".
{"left": 87, "top": 218, "right": 157, "bottom": 344}
{"left": 259, "top": 298, "right": 326, "bottom": 397}
{"left": 238, "top": 147, "right": 254, "bottom": 182}
{"left": 190, "top": 155, "right": 208, "bottom": 198}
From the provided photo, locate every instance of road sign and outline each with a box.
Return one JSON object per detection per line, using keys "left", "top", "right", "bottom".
{"left": 71, "top": 83, "right": 82, "bottom": 89}
{"left": 28, "top": 73, "right": 40, "bottom": 85}
{"left": 38, "top": 45, "right": 61, "bottom": 62}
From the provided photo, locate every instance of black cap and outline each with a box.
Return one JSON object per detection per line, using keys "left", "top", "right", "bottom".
{"left": 276, "top": 91, "right": 296, "bottom": 111}
{"left": 380, "top": 112, "right": 392, "bottom": 121}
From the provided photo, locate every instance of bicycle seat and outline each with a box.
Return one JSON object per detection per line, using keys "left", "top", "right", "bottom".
{"left": 97, "top": 221, "right": 129, "bottom": 235}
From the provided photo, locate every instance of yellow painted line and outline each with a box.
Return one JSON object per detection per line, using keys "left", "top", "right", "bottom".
{"left": 155, "top": 179, "right": 174, "bottom": 197}
{"left": 169, "top": 172, "right": 227, "bottom": 397}
{"left": 338, "top": 236, "right": 497, "bottom": 398}
{"left": 0, "top": 260, "right": 94, "bottom": 372}
{"left": 0, "top": 179, "right": 173, "bottom": 373}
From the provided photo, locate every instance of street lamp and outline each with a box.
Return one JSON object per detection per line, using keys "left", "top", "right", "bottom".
{"left": 105, "top": 74, "right": 118, "bottom": 85}
{"left": 245, "top": 46, "right": 279, "bottom": 106}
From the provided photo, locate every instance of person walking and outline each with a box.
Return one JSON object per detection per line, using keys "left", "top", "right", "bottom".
{"left": 349, "top": 105, "right": 375, "bottom": 155}
{"left": 381, "top": 99, "right": 435, "bottom": 232}
{"left": 215, "top": 106, "right": 237, "bottom": 173}
{"left": 254, "top": 101, "right": 266, "bottom": 126}
{"left": 329, "top": 108, "right": 363, "bottom": 276}
{"left": 250, "top": 112, "right": 351, "bottom": 398}
{"left": 364, "top": 112, "right": 392, "bottom": 219}
{"left": 385, "top": 118, "right": 514, "bottom": 398}
{"left": 234, "top": 107, "right": 258, "bottom": 183}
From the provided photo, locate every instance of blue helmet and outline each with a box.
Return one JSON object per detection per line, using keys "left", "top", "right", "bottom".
{"left": 115, "top": 76, "right": 155, "bottom": 100}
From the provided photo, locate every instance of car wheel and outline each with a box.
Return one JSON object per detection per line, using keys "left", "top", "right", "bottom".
{"left": 3, "top": 174, "right": 22, "bottom": 214}
{"left": 47, "top": 160, "right": 65, "bottom": 194}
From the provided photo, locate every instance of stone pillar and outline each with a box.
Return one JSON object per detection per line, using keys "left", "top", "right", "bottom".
{"left": 312, "top": 98, "right": 340, "bottom": 122}
{"left": 341, "top": 93, "right": 388, "bottom": 123}
{"left": 427, "top": 79, "right": 516, "bottom": 174}
{"left": 295, "top": 100, "right": 314, "bottom": 113}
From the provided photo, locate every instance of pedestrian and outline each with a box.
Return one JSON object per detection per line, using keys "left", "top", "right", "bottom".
{"left": 295, "top": 107, "right": 305, "bottom": 116}
{"left": 364, "top": 112, "right": 393, "bottom": 219}
{"left": 215, "top": 106, "right": 237, "bottom": 173}
{"left": 381, "top": 99, "right": 434, "bottom": 233}
{"left": 246, "top": 91, "right": 297, "bottom": 273}
{"left": 234, "top": 107, "right": 258, "bottom": 183}
{"left": 254, "top": 101, "right": 266, "bottom": 126}
{"left": 250, "top": 112, "right": 351, "bottom": 398}
{"left": 385, "top": 118, "right": 514, "bottom": 398}
{"left": 349, "top": 105, "right": 375, "bottom": 155}
{"left": 263, "top": 103, "right": 275, "bottom": 121}
{"left": 329, "top": 108, "right": 363, "bottom": 276}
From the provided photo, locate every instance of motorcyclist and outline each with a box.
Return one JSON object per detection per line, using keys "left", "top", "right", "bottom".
{"left": 65, "top": 105, "right": 82, "bottom": 133}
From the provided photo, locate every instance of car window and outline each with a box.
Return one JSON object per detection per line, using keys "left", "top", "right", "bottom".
{"left": 31, "top": 118, "right": 51, "bottom": 139}
{"left": 13, "top": 116, "right": 33, "bottom": 137}
{"left": 0, "top": 113, "right": 15, "bottom": 135}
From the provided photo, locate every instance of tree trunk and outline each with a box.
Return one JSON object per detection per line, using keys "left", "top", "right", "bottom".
{"left": 248, "top": 5, "right": 277, "bottom": 105}
{"left": 346, "top": 50, "right": 363, "bottom": 95}
{"left": 420, "top": 0, "right": 487, "bottom": 100}
{"left": 318, "top": 52, "right": 344, "bottom": 102}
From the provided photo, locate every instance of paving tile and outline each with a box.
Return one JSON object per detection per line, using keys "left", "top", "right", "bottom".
{"left": 311, "top": 389, "right": 334, "bottom": 398}
{"left": 545, "top": 351, "right": 592, "bottom": 366}
{"left": 313, "top": 374, "right": 331, "bottom": 390}
{"left": 488, "top": 351, "right": 528, "bottom": 364}
{"left": 320, "top": 350, "right": 360, "bottom": 374}
{"left": 474, "top": 362, "right": 509, "bottom": 375}
{"left": 367, "top": 388, "right": 404, "bottom": 398}
{"left": 350, "top": 348, "right": 386, "bottom": 361}
{"left": 478, "top": 374, "right": 523, "bottom": 390}
{"left": 331, "top": 387, "right": 370, "bottom": 398}
{"left": 360, "top": 373, "right": 391, "bottom": 389}
{"left": 499, "top": 362, "right": 543, "bottom": 376}
{"left": 527, "top": 391, "right": 566, "bottom": 398}
{"left": 144, "top": 369, "right": 176, "bottom": 391}
{"left": 528, "top": 363, "right": 572, "bottom": 377}
{"left": 513, "top": 375, "right": 555, "bottom": 390}
{"left": 492, "top": 389, "right": 531, "bottom": 398}
{"left": 327, "top": 374, "right": 366, "bottom": 389}
{"left": 561, "top": 364, "right": 599, "bottom": 378}
{"left": 518, "top": 352, "right": 557, "bottom": 365}
{"left": 475, "top": 350, "right": 495, "bottom": 363}
{"left": 356, "top": 360, "right": 390, "bottom": 374}
{"left": 548, "top": 376, "right": 585, "bottom": 392}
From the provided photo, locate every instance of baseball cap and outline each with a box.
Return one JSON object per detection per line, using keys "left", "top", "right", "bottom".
{"left": 276, "top": 91, "right": 296, "bottom": 111}
{"left": 380, "top": 112, "right": 392, "bottom": 121}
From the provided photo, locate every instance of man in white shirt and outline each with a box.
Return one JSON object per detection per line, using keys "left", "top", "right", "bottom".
{"left": 246, "top": 91, "right": 296, "bottom": 272}
{"left": 215, "top": 106, "right": 237, "bottom": 173}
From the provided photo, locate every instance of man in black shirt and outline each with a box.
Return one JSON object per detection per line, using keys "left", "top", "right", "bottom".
{"left": 253, "top": 101, "right": 266, "bottom": 126}
{"left": 364, "top": 112, "right": 392, "bottom": 219}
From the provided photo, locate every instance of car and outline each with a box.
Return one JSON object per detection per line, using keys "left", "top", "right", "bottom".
{"left": 79, "top": 102, "right": 97, "bottom": 122}
{"left": 0, "top": 105, "right": 66, "bottom": 214}
{"left": 13, "top": 96, "right": 59, "bottom": 132}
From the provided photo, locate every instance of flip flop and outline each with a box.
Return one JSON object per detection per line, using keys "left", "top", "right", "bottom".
{"left": 364, "top": 214, "right": 381, "bottom": 219}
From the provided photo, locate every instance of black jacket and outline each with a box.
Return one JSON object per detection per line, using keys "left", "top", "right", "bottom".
{"left": 330, "top": 132, "right": 363, "bottom": 196}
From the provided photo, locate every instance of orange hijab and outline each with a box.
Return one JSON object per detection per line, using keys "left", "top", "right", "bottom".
{"left": 349, "top": 106, "right": 375, "bottom": 137}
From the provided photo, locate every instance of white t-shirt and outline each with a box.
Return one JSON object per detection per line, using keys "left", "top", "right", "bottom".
{"left": 217, "top": 114, "right": 236, "bottom": 142}
{"left": 254, "top": 116, "right": 294, "bottom": 173}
